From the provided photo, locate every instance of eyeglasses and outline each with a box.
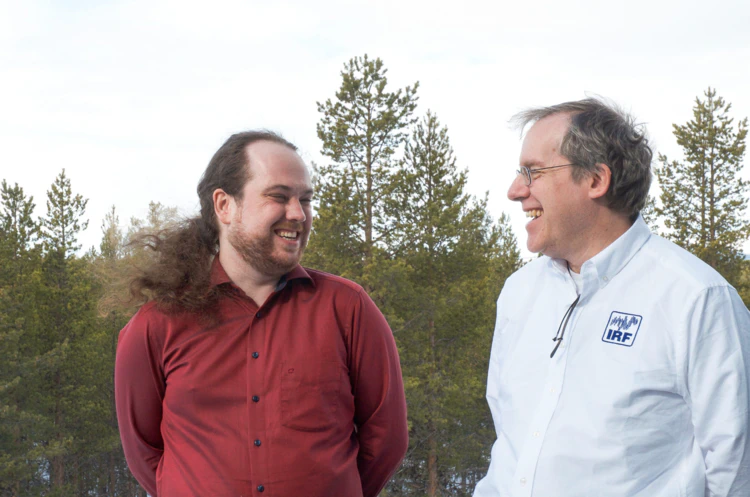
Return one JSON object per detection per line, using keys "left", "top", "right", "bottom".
{"left": 516, "top": 164, "right": 576, "bottom": 186}
{"left": 550, "top": 295, "right": 580, "bottom": 358}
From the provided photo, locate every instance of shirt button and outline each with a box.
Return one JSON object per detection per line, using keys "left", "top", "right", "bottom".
{"left": 256, "top": 311, "right": 262, "bottom": 318}
{"left": 252, "top": 395, "right": 260, "bottom": 402}
{"left": 257, "top": 485, "right": 264, "bottom": 492}
{"left": 520, "top": 477, "right": 527, "bottom": 486}
{"left": 550, "top": 387, "right": 556, "bottom": 393}
{"left": 533, "top": 431, "right": 540, "bottom": 437}
{"left": 254, "top": 439, "right": 261, "bottom": 447}
{"left": 252, "top": 352, "right": 259, "bottom": 359}
{"left": 603, "top": 275, "right": 609, "bottom": 282}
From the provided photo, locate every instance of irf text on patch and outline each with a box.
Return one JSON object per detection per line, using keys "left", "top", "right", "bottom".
{"left": 601, "top": 311, "right": 642, "bottom": 347}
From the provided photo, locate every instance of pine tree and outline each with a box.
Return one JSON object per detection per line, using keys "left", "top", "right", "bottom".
{"left": 1, "top": 179, "right": 164, "bottom": 493}
{"left": 34, "top": 170, "right": 97, "bottom": 491}
{"left": 382, "top": 113, "right": 520, "bottom": 496}
{"left": 100, "top": 205, "right": 124, "bottom": 260}
{"left": 308, "top": 58, "right": 522, "bottom": 494}
{"left": 40, "top": 169, "right": 88, "bottom": 257}
{"left": 126, "top": 200, "right": 179, "bottom": 239}
{"left": 655, "top": 88, "right": 748, "bottom": 281}
{"left": 90, "top": 202, "right": 155, "bottom": 495}
{"left": 0, "top": 181, "right": 45, "bottom": 495}
{"left": 306, "top": 55, "right": 419, "bottom": 287}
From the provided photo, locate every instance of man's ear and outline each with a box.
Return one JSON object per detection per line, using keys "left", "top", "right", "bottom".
{"left": 588, "top": 163, "right": 612, "bottom": 200}
{"left": 213, "top": 188, "right": 234, "bottom": 225}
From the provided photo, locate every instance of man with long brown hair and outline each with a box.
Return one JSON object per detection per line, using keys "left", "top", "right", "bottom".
{"left": 114, "top": 131, "right": 408, "bottom": 497}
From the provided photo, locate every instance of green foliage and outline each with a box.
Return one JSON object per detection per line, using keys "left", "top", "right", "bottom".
{"left": 100, "top": 206, "right": 124, "bottom": 261}
{"left": 0, "top": 181, "right": 45, "bottom": 494}
{"left": 655, "top": 87, "right": 749, "bottom": 284}
{"left": 383, "top": 112, "right": 520, "bottom": 496}
{"left": 0, "top": 174, "right": 144, "bottom": 496}
{"left": 310, "top": 58, "right": 521, "bottom": 496}
{"left": 639, "top": 195, "right": 659, "bottom": 233}
{"left": 309, "top": 54, "right": 419, "bottom": 281}
{"left": 126, "top": 201, "right": 179, "bottom": 239}
{"left": 736, "top": 260, "right": 750, "bottom": 306}
{"left": 39, "top": 170, "right": 88, "bottom": 257}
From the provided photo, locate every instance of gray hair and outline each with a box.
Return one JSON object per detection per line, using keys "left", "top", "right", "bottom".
{"left": 511, "top": 98, "right": 653, "bottom": 220}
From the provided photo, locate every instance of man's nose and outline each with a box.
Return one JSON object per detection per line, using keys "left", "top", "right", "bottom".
{"left": 507, "top": 173, "right": 530, "bottom": 202}
{"left": 286, "top": 198, "right": 307, "bottom": 222}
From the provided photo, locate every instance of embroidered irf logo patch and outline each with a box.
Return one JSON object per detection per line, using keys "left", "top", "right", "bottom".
{"left": 601, "top": 311, "right": 642, "bottom": 347}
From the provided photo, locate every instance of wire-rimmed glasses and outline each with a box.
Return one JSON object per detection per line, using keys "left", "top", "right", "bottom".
{"left": 516, "top": 164, "right": 576, "bottom": 186}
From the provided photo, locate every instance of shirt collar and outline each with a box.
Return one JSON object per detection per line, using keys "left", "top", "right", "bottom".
{"left": 209, "top": 257, "right": 314, "bottom": 290}
{"left": 550, "top": 215, "right": 652, "bottom": 290}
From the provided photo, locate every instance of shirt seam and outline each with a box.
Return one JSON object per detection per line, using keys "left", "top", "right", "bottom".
{"left": 675, "top": 283, "right": 734, "bottom": 403}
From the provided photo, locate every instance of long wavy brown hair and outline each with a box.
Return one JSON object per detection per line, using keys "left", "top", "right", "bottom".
{"left": 128, "top": 130, "right": 298, "bottom": 314}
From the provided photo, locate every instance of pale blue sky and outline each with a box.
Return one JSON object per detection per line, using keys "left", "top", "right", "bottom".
{"left": 2, "top": 0, "right": 749, "bottom": 258}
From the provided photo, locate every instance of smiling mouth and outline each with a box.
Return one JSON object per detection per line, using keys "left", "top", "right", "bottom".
{"left": 525, "top": 209, "right": 543, "bottom": 220}
{"left": 275, "top": 229, "right": 299, "bottom": 240}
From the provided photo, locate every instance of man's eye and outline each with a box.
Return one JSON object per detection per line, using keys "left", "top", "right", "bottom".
{"left": 270, "top": 195, "right": 287, "bottom": 201}
{"left": 300, "top": 198, "right": 313, "bottom": 204}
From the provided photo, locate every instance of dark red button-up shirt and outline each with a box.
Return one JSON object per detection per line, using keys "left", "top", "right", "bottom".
{"left": 115, "top": 261, "right": 408, "bottom": 496}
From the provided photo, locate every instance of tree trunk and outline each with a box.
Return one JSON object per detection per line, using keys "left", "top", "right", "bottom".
{"left": 365, "top": 147, "right": 373, "bottom": 267}
{"left": 427, "top": 316, "right": 438, "bottom": 497}
{"left": 13, "top": 418, "right": 21, "bottom": 496}
{"left": 427, "top": 434, "right": 439, "bottom": 497}
{"left": 109, "top": 451, "right": 116, "bottom": 497}
{"left": 73, "top": 455, "right": 80, "bottom": 494}
{"left": 52, "top": 374, "right": 65, "bottom": 488}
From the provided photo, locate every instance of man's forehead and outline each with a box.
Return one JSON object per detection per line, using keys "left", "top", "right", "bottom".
{"left": 263, "top": 183, "right": 314, "bottom": 195}
{"left": 527, "top": 113, "right": 571, "bottom": 139}
{"left": 520, "top": 114, "right": 571, "bottom": 160}
{"left": 245, "top": 140, "right": 301, "bottom": 163}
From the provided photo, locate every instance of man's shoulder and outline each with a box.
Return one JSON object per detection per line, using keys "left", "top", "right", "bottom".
{"left": 302, "top": 267, "right": 365, "bottom": 297}
{"left": 505, "top": 256, "right": 550, "bottom": 286}
{"left": 639, "top": 234, "right": 731, "bottom": 291}
{"left": 118, "top": 301, "right": 170, "bottom": 345}
{"left": 496, "top": 256, "right": 554, "bottom": 305}
{"left": 121, "top": 299, "right": 209, "bottom": 333}
{"left": 127, "top": 300, "right": 166, "bottom": 324}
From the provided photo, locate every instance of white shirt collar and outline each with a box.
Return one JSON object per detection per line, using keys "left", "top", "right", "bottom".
{"left": 550, "top": 215, "right": 652, "bottom": 292}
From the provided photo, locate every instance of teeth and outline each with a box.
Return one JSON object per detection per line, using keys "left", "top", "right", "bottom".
{"left": 525, "top": 209, "right": 543, "bottom": 219}
{"left": 278, "top": 230, "right": 298, "bottom": 240}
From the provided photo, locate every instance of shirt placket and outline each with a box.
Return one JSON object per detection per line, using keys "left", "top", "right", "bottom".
{"left": 511, "top": 300, "right": 583, "bottom": 497}
{"left": 247, "top": 299, "right": 269, "bottom": 494}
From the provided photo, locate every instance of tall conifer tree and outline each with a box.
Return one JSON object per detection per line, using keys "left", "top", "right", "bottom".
{"left": 383, "top": 112, "right": 520, "bottom": 496}
{"left": 0, "top": 181, "right": 44, "bottom": 494}
{"left": 307, "top": 55, "right": 419, "bottom": 287}
{"left": 100, "top": 206, "right": 124, "bottom": 260}
{"left": 656, "top": 88, "right": 748, "bottom": 281}
{"left": 35, "top": 170, "right": 97, "bottom": 491}
{"left": 309, "top": 58, "right": 522, "bottom": 495}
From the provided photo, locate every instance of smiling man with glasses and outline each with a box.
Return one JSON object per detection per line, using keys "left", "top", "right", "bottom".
{"left": 473, "top": 98, "right": 750, "bottom": 497}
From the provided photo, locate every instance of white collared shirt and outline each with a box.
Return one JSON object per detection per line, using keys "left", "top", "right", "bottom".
{"left": 474, "top": 217, "right": 750, "bottom": 497}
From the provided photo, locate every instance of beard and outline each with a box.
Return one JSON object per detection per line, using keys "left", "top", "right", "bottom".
{"left": 227, "top": 224, "right": 306, "bottom": 277}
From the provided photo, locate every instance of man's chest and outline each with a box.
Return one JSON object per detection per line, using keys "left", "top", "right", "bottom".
{"left": 495, "top": 288, "right": 686, "bottom": 424}
{"left": 159, "top": 298, "right": 351, "bottom": 425}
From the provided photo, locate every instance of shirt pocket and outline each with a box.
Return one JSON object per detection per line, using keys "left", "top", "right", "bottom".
{"left": 280, "top": 360, "right": 342, "bottom": 432}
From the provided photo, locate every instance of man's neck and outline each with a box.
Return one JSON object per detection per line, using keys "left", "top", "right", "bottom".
{"left": 218, "top": 248, "right": 282, "bottom": 307}
{"left": 566, "top": 212, "right": 634, "bottom": 274}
